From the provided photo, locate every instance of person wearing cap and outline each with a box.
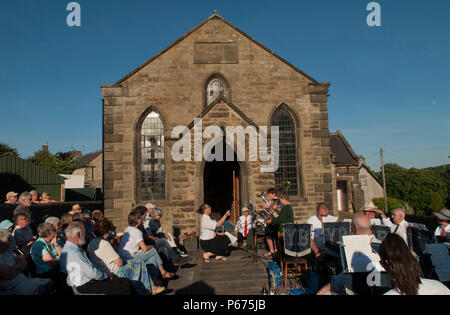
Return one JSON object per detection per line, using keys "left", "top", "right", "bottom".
{"left": 363, "top": 206, "right": 382, "bottom": 225}
{"left": 434, "top": 208, "right": 450, "bottom": 244}
{"left": 235, "top": 207, "right": 255, "bottom": 249}
{"left": 0, "top": 220, "right": 16, "bottom": 252}
{"left": 69, "top": 204, "right": 82, "bottom": 215}
{"left": 5, "top": 192, "right": 18, "bottom": 204}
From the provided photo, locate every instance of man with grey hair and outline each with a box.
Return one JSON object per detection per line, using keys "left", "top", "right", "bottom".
{"left": 60, "top": 222, "right": 135, "bottom": 295}
{"left": 13, "top": 192, "right": 32, "bottom": 220}
{"left": 376, "top": 208, "right": 409, "bottom": 245}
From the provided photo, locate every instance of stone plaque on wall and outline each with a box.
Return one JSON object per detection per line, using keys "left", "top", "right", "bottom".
{"left": 194, "top": 42, "right": 239, "bottom": 64}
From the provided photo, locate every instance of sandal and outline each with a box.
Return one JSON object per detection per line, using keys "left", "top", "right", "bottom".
{"left": 151, "top": 286, "right": 166, "bottom": 295}
{"left": 203, "top": 253, "right": 211, "bottom": 263}
{"left": 162, "top": 271, "right": 175, "bottom": 279}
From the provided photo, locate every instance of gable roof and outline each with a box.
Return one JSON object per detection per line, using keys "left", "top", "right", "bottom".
{"left": 180, "top": 95, "right": 259, "bottom": 137}
{"left": 74, "top": 150, "right": 102, "bottom": 169}
{"left": 359, "top": 164, "right": 383, "bottom": 187}
{"left": 329, "top": 130, "right": 359, "bottom": 166}
{"left": 105, "top": 12, "right": 328, "bottom": 87}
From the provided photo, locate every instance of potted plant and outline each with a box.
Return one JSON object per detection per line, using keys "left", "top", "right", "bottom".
{"left": 182, "top": 231, "right": 198, "bottom": 252}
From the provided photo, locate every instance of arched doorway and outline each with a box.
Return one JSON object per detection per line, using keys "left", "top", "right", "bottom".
{"left": 202, "top": 142, "right": 243, "bottom": 225}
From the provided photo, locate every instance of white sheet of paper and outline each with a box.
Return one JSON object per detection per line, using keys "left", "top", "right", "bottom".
{"left": 426, "top": 243, "right": 450, "bottom": 282}
{"left": 225, "top": 231, "right": 238, "bottom": 244}
{"left": 342, "top": 235, "right": 385, "bottom": 273}
{"left": 322, "top": 215, "right": 338, "bottom": 223}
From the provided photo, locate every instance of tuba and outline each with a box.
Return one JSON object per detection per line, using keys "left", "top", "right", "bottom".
{"left": 256, "top": 192, "right": 280, "bottom": 219}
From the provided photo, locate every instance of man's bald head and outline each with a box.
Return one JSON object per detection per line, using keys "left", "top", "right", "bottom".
{"left": 352, "top": 214, "right": 372, "bottom": 235}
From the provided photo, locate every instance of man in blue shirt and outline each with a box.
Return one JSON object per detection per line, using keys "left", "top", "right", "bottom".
{"left": 60, "top": 222, "right": 134, "bottom": 295}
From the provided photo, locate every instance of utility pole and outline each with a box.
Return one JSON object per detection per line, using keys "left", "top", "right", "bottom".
{"left": 380, "top": 148, "right": 388, "bottom": 213}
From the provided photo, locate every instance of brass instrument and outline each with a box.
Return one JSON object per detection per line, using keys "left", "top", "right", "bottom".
{"left": 256, "top": 192, "right": 280, "bottom": 221}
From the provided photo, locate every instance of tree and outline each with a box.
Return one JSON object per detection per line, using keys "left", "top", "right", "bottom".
{"left": 28, "top": 150, "right": 79, "bottom": 174}
{"left": 0, "top": 143, "right": 18, "bottom": 157}
{"left": 430, "top": 192, "right": 445, "bottom": 212}
{"left": 373, "top": 197, "right": 402, "bottom": 214}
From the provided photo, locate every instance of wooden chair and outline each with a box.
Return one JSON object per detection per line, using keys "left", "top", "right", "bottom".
{"left": 253, "top": 230, "right": 266, "bottom": 249}
{"left": 277, "top": 231, "right": 308, "bottom": 288}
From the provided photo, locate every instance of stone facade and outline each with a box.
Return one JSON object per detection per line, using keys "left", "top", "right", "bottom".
{"left": 101, "top": 13, "right": 335, "bottom": 233}
{"left": 73, "top": 152, "right": 103, "bottom": 189}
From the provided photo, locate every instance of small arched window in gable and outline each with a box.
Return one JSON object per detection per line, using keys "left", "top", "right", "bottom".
{"left": 140, "top": 111, "right": 165, "bottom": 201}
{"left": 206, "top": 78, "right": 226, "bottom": 106}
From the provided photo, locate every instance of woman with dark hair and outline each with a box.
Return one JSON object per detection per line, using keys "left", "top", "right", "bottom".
{"left": 198, "top": 204, "right": 231, "bottom": 263}
{"left": 87, "top": 218, "right": 165, "bottom": 295}
{"left": 379, "top": 233, "right": 450, "bottom": 295}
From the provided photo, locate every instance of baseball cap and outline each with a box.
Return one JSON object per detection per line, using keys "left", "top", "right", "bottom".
{"left": 6, "top": 192, "right": 18, "bottom": 199}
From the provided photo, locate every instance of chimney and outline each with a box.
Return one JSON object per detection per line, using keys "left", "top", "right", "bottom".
{"left": 42, "top": 142, "right": 49, "bottom": 152}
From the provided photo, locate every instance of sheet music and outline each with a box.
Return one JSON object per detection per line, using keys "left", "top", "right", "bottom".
{"left": 322, "top": 215, "right": 338, "bottom": 223}
{"left": 342, "top": 235, "right": 385, "bottom": 273}
{"left": 425, "top": 243, "right": 450, "bottom": 282}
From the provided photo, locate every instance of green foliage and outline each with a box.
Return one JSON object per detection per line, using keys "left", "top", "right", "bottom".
{"left": 430, "top": 192, "right": 445, "bottom": 212}
{"left": 375, "top": 163, "right": 448, "bottom": 215}
{"left": 372, "top": 197, "right": 402, "bottom": 213}
{"left": 28, "top": 150, "right": 79, "bottom": 174}
{"left": 0, "top": 143, "right": 18, "bottom": 157}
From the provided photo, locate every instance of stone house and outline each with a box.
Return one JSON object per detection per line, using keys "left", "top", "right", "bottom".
{"left": 101, "top": 12, "right": 351, "bottom": 233}
{"left": 72, "top": 150, "right": 103, "bottom": 189}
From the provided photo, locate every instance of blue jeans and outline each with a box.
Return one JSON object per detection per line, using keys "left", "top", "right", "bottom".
{"left": 134, "top": 248, "right": 163, "bottom": 281}
{"left": 154, "top": 238, "right": 179, "bottom": 263}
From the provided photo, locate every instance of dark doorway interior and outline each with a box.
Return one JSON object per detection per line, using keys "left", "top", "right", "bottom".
{"left": 203, "top": 160, "right": 240, "bottom": 217}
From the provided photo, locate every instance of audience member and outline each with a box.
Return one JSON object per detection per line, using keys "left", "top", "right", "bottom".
{"left": 118, "top": 211, "right": 174, "bottom": 280}
{"left": 92, "top": 210, "right": 104, "bottom": 223}
{"left": 5, "top": 192, "right": 18, "bottom": 204}
{"left": 12, "top": 214, "right": 35, "bottom": 254}
{"left": 30, "top": 191, "right": 40, "bottom": 204}
{"left": 135, "top": 206, "right": 189, "bottom": 266}
{"left": 30, "top": 222, "right": 61, "bottom": 279}
{"left": 40, "top": 192, "right": 57, "bottom": 203}
{"left": 69, "top": 204, "right": 82, "bottom": 215}
{"left": 57, "top": 213, "right": 73, "bottom": 248}
{"left": 87, "top": 219, "right": 165, "bottom": 295}
{"left": 363, "top": 205, "right": 382, "bottom": 225}
{"left": 0, "top": 229, "right": 51, "bottom": 295}
{"left": 379, "top": 233, "right": 450, "bottom": 295}
{"left": 60, "top": 222, "right": 135, "bottom": 295}
{"left": 13, "top": 192, "right": 32, "bottom": 221}
{"left": 144, "top": 203, "right": 155, "bottom": 222}
{"left": 0, "top": 220, "right": 16, "bottom": 252}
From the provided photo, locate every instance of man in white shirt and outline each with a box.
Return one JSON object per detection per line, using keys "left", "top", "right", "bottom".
{"left": 434, "top": 209, "right": 450, "bottom": 250}
{"left": 376, "top": 208, "right": 409, "bottom": 245}
{"left": 307, "top": 203, "right": 330, "bottom": 258}
{"left": 363, "top": 207, "right": 382, "bottom": 226}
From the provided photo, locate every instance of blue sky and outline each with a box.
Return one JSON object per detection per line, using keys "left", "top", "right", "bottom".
{"left": 0, "top": 0, "right": 449, "bottom": 171}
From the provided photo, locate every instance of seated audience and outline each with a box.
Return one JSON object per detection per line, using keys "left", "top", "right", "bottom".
{"left": 135, "top": 206, "right": 189, "bottom": 266}
{"left": 57, "top": 213, "right": 73, "bottom": 248}
{"left": 12, "top": 214, "right": 36, "bottom": 254}
{"left": 60, "top": 222, "right": 135, "bottom": 295}
{"left": 92, "top": 210, "right": 104, "bottom": 223}
{"left": 0, "top": 220, "right": 16, "bottom": 252}
{"left": 5, "top": 191, "right": 18, "bottom": 204}
{"left": 0, "top": 229, "right": 51, "bottom": 295}
{"left": 87, "top": 219, "right": 165, "bottom": 295}
{"left": 69, "top": 204, "right": 82, "bottom": 215}
{"left": 30, "top": 222, "right": 61, "bottom": 279}
{"left": 147, "top": 208, "right": 188, "bottom": 258}
{"left": 30, "top": 191, "right": 40, "bottom": 204}
{"left": 118, "top": 211, "right": 174, "bottom": 280}
{"left": 40, "top": 192, "right": 57, "bottom": 203}
{"left": 13, "top": 192, "right": 32, "bottom": 221}
{"left": 379, "top": 233, "right": 450, "bottom": 295}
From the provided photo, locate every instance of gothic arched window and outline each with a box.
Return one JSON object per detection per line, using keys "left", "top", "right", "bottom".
{"left": 271, "top": 108, "right": 298, "bottom": 196}
{"left": 140, "top": 111, "right": 165, "bottom": 201}
{"left": 206, "top": 78, "right": 226, "bottom": 106}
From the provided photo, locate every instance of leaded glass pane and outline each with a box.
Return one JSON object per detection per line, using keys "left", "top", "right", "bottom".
{"left": 140, "top": 112, "right": 165, "bottom": 200}
{"left": 271, "top": 109, "right": 298, "bottom": 196}
{"left": 207, "top": 79, "right": 226, "bottom": 106}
